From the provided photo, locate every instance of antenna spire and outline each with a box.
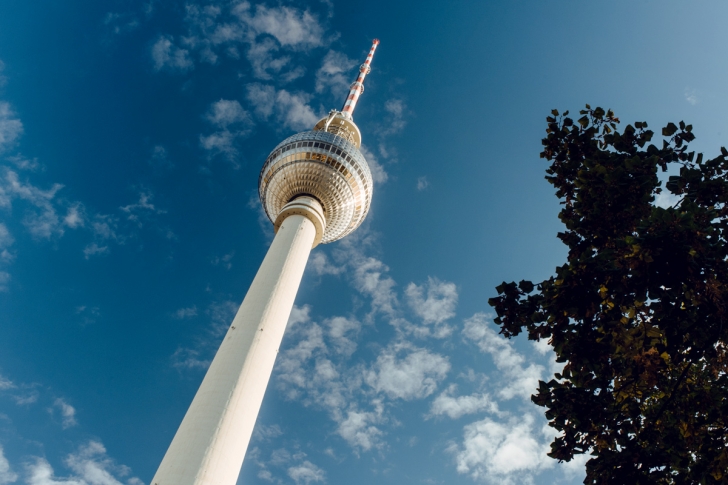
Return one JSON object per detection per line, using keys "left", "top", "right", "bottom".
{"left": 341, "top": 39, "right": 379, "bottom": 120}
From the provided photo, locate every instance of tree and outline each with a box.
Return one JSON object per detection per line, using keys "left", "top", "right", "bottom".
{"left": 489, "top": 106, "right": 728, "bottom": 484}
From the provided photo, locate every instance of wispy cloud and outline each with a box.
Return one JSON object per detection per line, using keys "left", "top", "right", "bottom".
{"left": 364, "top": 342, "right": 450, "bottom": 400}
{"left": 417, "top": 176, "right": 429, "bottom": 191}
{"left": 315, "top": 50, "right": 356, "bottom": 98}
{"left": 684, "top": 86, "right": 699, "bottom": 105}
{"left": 51, "top": 397, "right": 78, "bottom": 429}
{"left": 0, "top": 102, "right": 23, "bottom": 153}
{"left": 254, "top": 447, "right": 326, "bottom": 485}
{"left": 405, "top": 277, "right": 457, "bottom": 337}
{"left": 160, "top": 2, "right": 326, "bottom": 78}
{"left": 246, "top": 84, "right": 319, "bottom": 131}
{"left": 75, "top": 305, "right": 100, "bottom": 325}
{"left": 287, "top": 460, "right": 325, "bottom": 485}
{"left": 378, "top": 98, "right": 408, "bottom": 137}
{"left": 450, "top": 413, "right": 553, "bottom": 484}
{"left": 25, "top": 440, "right": 143, "bottom": 485}
{"left": 151, "top": 36, "right": 193, "bottom": 72}
{"left": 0, "top": 445, "right": 17, "bottom": 485}
{"left": 429, "top": 384, "right": 498, "bottom": 420}
{"left": 171, "top": 299, "right": 238, "bottom": 370}
{"left": 199, "top": 99, "right": 252, "bottom": 164}
{"left": 211, "top": 251, "right": 235, "bottom": 270}
{"left": 104, "top": 11, "right": 140, "bottom": 35}
{"left": 358, "top": 145, "right": 388, "bottom": 185}
{"left": 173, "top": 306, "right": 198, "bottom": 319}
{"left": 149, "top": 145, "right": 173, "bottom": 171}
{"left": 463, "top": 313, "right": 544, "bottom": 401}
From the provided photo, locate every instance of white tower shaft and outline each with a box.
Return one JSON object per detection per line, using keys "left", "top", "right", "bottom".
{"left": 151, "top": 200, "right": 323, "bottom": 485}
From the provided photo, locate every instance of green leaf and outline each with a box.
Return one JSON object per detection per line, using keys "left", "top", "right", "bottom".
{"left": 518, "top": 280, "right": 535, "bottom": 293}
{"left": 578, "top": 116, "right": 589, "bottom": 128}
{"left": 552, "top": 109, "right": 559, "bottom": 116}
{"left": 662, "top": 122, "right": 678, "bottom": 137}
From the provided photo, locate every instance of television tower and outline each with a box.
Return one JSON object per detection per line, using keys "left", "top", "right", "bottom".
{"left": 151, "top": 39, "right": 380, "bottom": 485}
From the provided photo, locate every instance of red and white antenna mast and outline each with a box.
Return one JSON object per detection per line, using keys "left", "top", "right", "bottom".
{"left": 341, "top": 39, "right": 379, "bottom": 120}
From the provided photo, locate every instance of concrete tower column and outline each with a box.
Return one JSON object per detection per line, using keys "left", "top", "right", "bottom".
{"left": 151, "top": 197, "right": 325, "bottom": 485}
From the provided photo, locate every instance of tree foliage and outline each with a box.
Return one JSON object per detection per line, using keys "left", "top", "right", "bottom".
{"left": 489, "top": 106, "right": 728, "bottom": 484}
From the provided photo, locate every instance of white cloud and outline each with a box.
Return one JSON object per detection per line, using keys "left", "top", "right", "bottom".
{"left": 276, "top": 321, "right": 326, "bottom": 394}
{"left": 325, "top": 316, "right": 360, "bottom": 356}
{"left": 254, "top": 447, "right": 326, "bottom": 485}
{"left": 64, "top": 203, "right": 85, "bottom": 229}
{"left": 684, "top": 86, "right": 699, "bottom": 105}
{"left": 6, "top": 154, "right": 41, "bottom": 171}
{"left": 307, "top": 251, "right": 343, "bottom": 276}
{"left": 405, "top": 277, "right": 457, "bottom": 326}
{"left": 287, "top": 461, "right": 325, "bottom": 485}
{"left": 211, "top": 251, "right": 234, "bottom": 270}
{"left": 104, "top": 12, "right": 140, "bottom": 35}
{"left": 654, "top": 189, "right": 680, "bottom": 209}
{"left": 151, "top": 36, "right": 193, "bottom": 71}
{"left": 25, "top": 440, "right": 142, "bottom": 485}
{"left": 0, "top": 445, "right": 17, "bottom": 485}
{"left": 173, "top": 306, "right": 198, "bottom": 319}
{"left": 335, "top": 407, "right": 384, "bottom": 452}
{"left": 52, "top": 398, "right": 78, "bottom": 429}
{"left": 75, "top": 306, "right": 100, "bottom": 325}
{"left": 171, "top": 347, "right": 210, "bottom": 370}
{"left": 120, "top": 191, "right": 163, "bottom": 220}
{"left": 246, "top": 84, "right": 276, "bottom": 119}
{"left": 429, "top": 384, "right": 498, "bottom": 420}
{"left": 83, "top": 243, "right": 109, "bottom": 259}
{"left": 365, "top": 343, "right": 450, "bottom": 400}
{"left": 0, "top": 373, "right": 14, "bottom": 390}
{"left": 149, "top": 145, "right": 173, "bottom": 170}
{"left": 166, "top": 2, "right": 326, "bottom": 76}
{"left": 235, "top": 4, "right": 324, "bottom": 49}
{"left": 252, "top": 423, "right": 282, "bottom": 443}
{"left": 199, "top": 131, "right": 240, "bottom": 161}
{"left": 275, "top": 90, "right": 318, "bottom": 131}
{"left": 0, "top": 272, "right": 9, "bottom": 292}
{"left": 0, "top": 223, "right": 14, "bottom": 263}
{"left": 452, "top": 414, "right": 553, "bottom": 484}
{"left": 205, "top": 99, "right": 250, "bottom": 128}
{"left": 2, "top": 169, "right": 65, "bottom": 240}
{"left": 0, "top": 102, "right": 23, "bottom": 153}
{"left": 172, "top": 299, "right": 238, "bottom": 370}
{"left": 417, "top": 176, "right": 429, "bottom": 191}
{"left": 207, "top": 299, "right": 238, "bottom": 333}
{"left": 200, "top": 100, "right": 252, "bottom": 163}
{"left": 358, "top": 145, "right": 388, "bottom": 185}
{"left": 89, "top": 215, "right": 118, "bottom": 241}
{"left": 288, "top": 304, "right": 311, "bottom": 327}
{"left": 378, "top": 98, "right": 408, "bottom": 136}
{"left": 246, "top": 38, "right": 292, "bottom": 80}
{"left": 246, "top": 84, "right": 319, "bottom": 131}
{"left": 315, "top": 50, "right": 356, "bottom": 97}
{"left": 350, "top": 254, "right": 398, "bottom": 319}
{"left": 463, "top": 313, "right": 544, "bottom": 401}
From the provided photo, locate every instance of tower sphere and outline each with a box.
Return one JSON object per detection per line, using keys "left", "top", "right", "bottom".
{"left": 258, "top": 111, "right": 373, "bottom": 245}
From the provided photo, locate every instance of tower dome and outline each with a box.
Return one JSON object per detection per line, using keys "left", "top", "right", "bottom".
{"left": 258, "top": 111, "right": 373, "bottom": 245}
{"left": 258, "top": 39, "right": 379, "bottom": 245}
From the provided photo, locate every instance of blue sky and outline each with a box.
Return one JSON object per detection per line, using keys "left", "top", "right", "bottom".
{"left": 0, "top": 1, "right": 727, "bottom": 484}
